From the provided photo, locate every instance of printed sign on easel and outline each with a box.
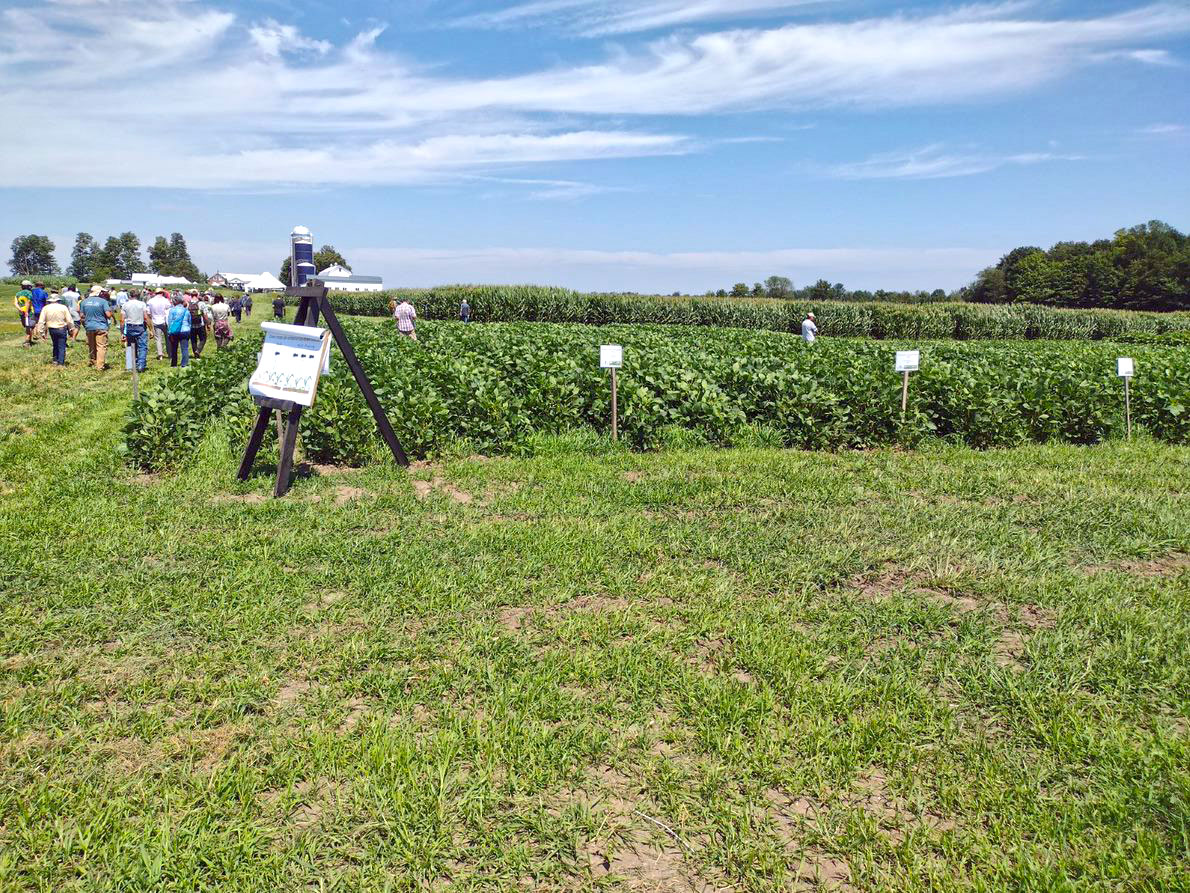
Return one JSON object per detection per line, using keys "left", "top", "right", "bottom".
{"left": 248, "top": 322, "right": 332, "bottom": 407}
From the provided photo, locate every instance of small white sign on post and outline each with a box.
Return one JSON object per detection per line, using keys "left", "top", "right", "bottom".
{"left": 895, "top": 350, "right": 920, "bottom": 373}
{"left": 600, "top": 344, "right": 623, "bottom": 442}
{"left": 1117, "top": 357, "right": 1134, "bottom": 439}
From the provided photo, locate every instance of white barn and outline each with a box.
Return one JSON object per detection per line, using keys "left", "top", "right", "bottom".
{"left": 317, "top": 264, "right": 384, "bottom": 293}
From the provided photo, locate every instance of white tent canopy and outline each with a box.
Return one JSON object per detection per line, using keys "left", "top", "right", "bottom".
{"left": 223, "top": 271, "right": 286, "bottom": 292}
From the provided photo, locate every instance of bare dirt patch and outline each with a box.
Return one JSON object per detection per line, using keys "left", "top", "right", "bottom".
{"left": 763, "top": 789, "right": 852, "bottom": 891}
{"left": 333, "top": 485, "right": 366, "bottom": 506}
{"left": 1084, "top": 552, "right": 1190, "bottom": 579}
{"left": 412, "top": 477, "right": 473, "bottom": 504}
{"left": 498, "top": 605, "right": 534, "bottom": 632}
{"left": 579, "top": 765, "right": 717, "bottom": 892}
{"left": 622, "top": 471, "right": 645, "bottom": 483}
{"left": 275, "top": 677, "right": 311, "bottom": 709}
{"left": 338, "top": 697, "right": 369, "bottom": 733}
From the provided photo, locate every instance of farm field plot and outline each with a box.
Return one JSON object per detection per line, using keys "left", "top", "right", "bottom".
{"left": 125, "top": 319, "right": 1190, "bottom": 469}
{"left": 1, "top": 321, "right": 1189, "bottom": 891}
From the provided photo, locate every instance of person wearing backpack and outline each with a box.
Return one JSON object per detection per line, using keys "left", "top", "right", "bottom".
{"left": 188, "top": 292, "right": 209, "bottom": 358}
{"left": 166, "top": 295, "right": 192, "bottom": 367}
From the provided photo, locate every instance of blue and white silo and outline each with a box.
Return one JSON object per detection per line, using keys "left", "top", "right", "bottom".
{"left": 290, "top": 225, "right": 316, "bottom": 287}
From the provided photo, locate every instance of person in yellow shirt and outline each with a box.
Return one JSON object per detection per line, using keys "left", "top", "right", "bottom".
{"left": 36, "top": 294, "right": 77, "bottom": 366}
{"left": 14, "top": 279, "right": 35, "bottom": 346}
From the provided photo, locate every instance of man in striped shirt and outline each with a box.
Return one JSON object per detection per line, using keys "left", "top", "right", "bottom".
{"left": 393, "top": 300, "right": 417, "bottom": 340}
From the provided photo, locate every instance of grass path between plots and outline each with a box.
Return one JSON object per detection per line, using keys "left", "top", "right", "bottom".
{"left": 0, "top": 319, "right": 1188, "bottom": 892}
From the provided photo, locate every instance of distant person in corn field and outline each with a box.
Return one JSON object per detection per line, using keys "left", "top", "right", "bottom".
{"left": 393, "top": 299, "right": 417, "bottom": 340}
{"left": 801, "top": 312, "right": 818, "bottom": 344}
{"left": 459, "top": 299, "right": 471, "bottom": 323}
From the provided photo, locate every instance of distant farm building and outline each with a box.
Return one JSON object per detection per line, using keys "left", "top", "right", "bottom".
{"left": 317, "top": 264, "right": 384, "bottom": 293}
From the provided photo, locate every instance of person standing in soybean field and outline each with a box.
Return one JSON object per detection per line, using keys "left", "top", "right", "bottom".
{"left": 801, "top": 312, "right": 818, "bottom": 344}
{"left": 394, "top": 299, "right": 417, "bottom": 340}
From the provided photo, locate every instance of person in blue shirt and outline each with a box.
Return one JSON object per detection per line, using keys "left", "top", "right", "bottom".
{"left": 30, "top": 281, "right": 49, "bottom": 320}
{"left": 79, "top": 287, "right": 114, "bottom": 369}
{"left": 460, "top": 299, "right": 471, "bottom": 323}
{"left": 165, "top": 295, "right": 192, "bottom": 367}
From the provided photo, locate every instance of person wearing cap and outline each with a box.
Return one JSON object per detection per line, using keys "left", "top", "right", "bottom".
{"left": 146, "top": 289, "right": 172, "bottom": 361}
{"left": 36, "top": 292, "right": 78, "bottom": 365}
{"left": 114, "top": 287, "right": 129, "bottom": 313}
{"left": 14, "top": 280, "right": 35, "bottom": 346}
{"left": 801, "top": 311, "right": 818, "bottom": 344}
{"left": 61, "top": 283, "right": 82, "bottom": 334}
{"left": 79, "top": 286, "right": 114, "bottom": 370}
{"left": 121, "top": 290, "right": 151, "bottom": 373}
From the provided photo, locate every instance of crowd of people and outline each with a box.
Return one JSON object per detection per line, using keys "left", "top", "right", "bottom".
{"left": 13, "top": 279, "right": 261, "bottom": 370}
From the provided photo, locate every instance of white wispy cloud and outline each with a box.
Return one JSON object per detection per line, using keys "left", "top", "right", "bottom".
{"left": 1138, "top": 122, "right": 1186, "bottom": 134}
{"left": 449, "top": 0, "right": 831, "bottom": 36}
{"left": 0, "top": 0, "right": 1185, "bottom": 189}
{"left": 827, "top": 145, "right": 1085, "bottom": 180}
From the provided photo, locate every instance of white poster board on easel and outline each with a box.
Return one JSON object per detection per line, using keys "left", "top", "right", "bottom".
{"left": 248, "top": 321, "right": 332, "bottom": 407}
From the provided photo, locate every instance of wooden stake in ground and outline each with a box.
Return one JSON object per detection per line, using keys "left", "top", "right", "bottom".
{"left": 895, "top": 350, "right": 920, "bottom": 421}
{"left": 600, "top": 344, "right": 623, "bottom": 442}
{"left": 1117, "top": 357, "right": 1134, "bottom": 440}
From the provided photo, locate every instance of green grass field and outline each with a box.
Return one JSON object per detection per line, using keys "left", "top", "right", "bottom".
{"left": 1, "top": 317, "right": 1188, "bottom": 891}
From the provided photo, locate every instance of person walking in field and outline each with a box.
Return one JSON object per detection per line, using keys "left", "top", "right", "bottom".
{"left": 210, "top": 295, "right": 234, "bottom": 349}
{"left": 188, "top": 293, "right": 209, "bottom": 359}
{"left": 79, "top": 287, "right": 113, "bottom": 370}
{"left": 30, "top": 281, "right": 49, "bottom": 323}
{"left": 166, "top": 295, "right": 192, "bottom": 367}
{"left": 393, "top": 299, "right": 417, "bottom": 339}
{"left": 61, "top": 284, "right": 81, "bottom": 332}
{"left": 243, "top": 294, "right": 253, "bottom": 317}
{"left": 36, "top": 293, "right": 77, "bottom": 366}
{"left": 121, "top": 290, "right": 150, "bottom": 373}
{"left": 272, "top": 295, "right": 285, "bottom": 321}
{"left": 459, "top": 298, "right": 471, "bottom": 323}
{"left": 801, "top": 312, "right": 818, "bottom": 344}
{"left": 147, "top": 289, "right": 171, "bottom": 361}
{"left": 14, "top": 280, "right": 35, "bottom": 346}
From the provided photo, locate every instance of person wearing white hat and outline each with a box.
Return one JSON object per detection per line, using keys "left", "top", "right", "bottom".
{"left": 14, "top": 280, "right": 35, "bottom": 346}
{"left": 37, "top": 292, "right": 77, "bottom": 365}
{"left": 801, "top": 311, "right": 818, "bottom": 344}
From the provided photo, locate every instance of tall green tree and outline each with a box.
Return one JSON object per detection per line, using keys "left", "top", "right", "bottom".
{"left": 148, "top": 236, "right": 171, "bottom": 274}
{"left": 68, "top": 233, "right": 98, "bottom": 280}
{"left": 764, "top": 275, "right": 793, "bottom": 298}
{"left": 94, "top": 232, "right": 143, "bottom": 279}
{"left": 8, "top": 234, "right": 59, "bottom": 276}
{"left": 730, "top": 282, "right": 749, "bottom": 297}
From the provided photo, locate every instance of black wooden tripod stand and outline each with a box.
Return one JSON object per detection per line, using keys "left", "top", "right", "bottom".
{"left": 237, "top": 281, "right": 409, "bottom": 497}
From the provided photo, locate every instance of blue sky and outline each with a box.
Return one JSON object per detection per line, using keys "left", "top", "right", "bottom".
{"left": 1, "top": 0, "right": 1187, "bottom": 292}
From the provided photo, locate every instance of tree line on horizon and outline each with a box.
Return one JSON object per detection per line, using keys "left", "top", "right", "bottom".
{"left": 8, "top": 221, "right": 1187, "bottom": 310}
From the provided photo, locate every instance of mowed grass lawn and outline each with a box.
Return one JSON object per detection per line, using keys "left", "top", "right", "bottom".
{"left": 1, "top": 318, "right": 1188, "bottom": 892}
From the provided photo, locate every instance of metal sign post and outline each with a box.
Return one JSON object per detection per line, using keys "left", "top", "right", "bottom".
{"left": 895, "top": 350, "right": 920, "bottom": 421}
{"left": 239, "top": 280, "right": 409, "bottom": 497}
{"left": 600, "top": 345, "right": 623, "bottom": 442}
{"left": 1117, "top": 357, "right": 1134, "bottom": 440}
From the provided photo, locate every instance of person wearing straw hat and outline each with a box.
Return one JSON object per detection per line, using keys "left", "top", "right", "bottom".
{"left": 36, "top": 292, "right": 78, "bottom": 366}
{"left": 14, "top": 280, "right": 35, "bottom": 346}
